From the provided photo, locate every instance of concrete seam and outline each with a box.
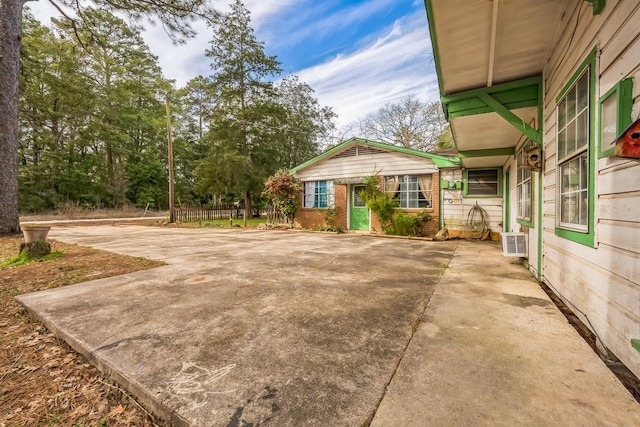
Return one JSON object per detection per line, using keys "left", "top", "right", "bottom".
{"left": 363, "top": 240, "right": 461, "bottom": 426}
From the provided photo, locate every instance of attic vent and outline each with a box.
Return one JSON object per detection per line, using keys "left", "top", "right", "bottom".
{"left": 501, "top": 232, "right": 527, "bottom": 257}
{"left": 333, "top": 144, "right": 387, "bottom": 158}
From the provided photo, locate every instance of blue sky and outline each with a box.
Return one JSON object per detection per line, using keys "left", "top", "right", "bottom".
{"left": 30, "top": 0, "right": 439, "bottom": 130}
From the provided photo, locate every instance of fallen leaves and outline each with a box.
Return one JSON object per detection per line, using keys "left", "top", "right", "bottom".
{"left": 0, "top": 235, "right": 166, "bottom": 426}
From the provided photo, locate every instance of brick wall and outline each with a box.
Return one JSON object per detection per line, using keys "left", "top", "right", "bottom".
{"left": 370, "top": 172, "right": 440, "bottom": 237}
{"left": 295, "top": 184, "right": 347, "bottom": 230}
{"left": 295, "top": 173, "right": 441, "bottom": 237}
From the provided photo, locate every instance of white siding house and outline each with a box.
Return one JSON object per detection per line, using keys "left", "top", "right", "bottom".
{"left": 426, "top": 0, "right": 640, "bottom": 378}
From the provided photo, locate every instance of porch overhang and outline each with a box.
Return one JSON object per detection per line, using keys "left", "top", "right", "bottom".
{"left": 424, "top": 0, "right": 568, "bottom": 168}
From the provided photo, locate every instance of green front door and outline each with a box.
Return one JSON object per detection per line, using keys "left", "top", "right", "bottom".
{"left": 350, "top": 185, "right": 369, "bottom": 230}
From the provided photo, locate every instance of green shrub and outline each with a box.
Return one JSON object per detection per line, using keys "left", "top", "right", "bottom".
{"left": 359, "top": 176, "right": 397, "bottom": 231}
{"left": 359, "top": 173, "right": 433, "bottom": 237}
{"left": 387, "top": 211, "right": 431, "bottom": 236}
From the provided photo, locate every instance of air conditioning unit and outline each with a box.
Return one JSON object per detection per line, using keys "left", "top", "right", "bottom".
{"left": 501, "top": 232, "right": 527, "bottom": 257}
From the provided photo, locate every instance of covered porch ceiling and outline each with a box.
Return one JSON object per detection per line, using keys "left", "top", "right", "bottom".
{"left": 425, "top": 0, "right": 584, "bottom": 168}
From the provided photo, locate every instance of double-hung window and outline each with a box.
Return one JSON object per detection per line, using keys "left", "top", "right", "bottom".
{"left": 555, "top": 48, "right": 596, "bottom": 247}
{"left": 384, "top": 175, "right": 433, "bottom": 208}
{"left": 517, "top": 145, "right": 532, "bottom": 223}
{"left": 557, "top": 69, "right": 589, "bottom": 230}
{"left": 303, "top": 180, "right": 334, "bottom": 208}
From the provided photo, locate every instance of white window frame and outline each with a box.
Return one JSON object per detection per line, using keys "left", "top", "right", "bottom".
{"left": 516, "top": 145, "right": 532, "bottom": 222}
{"left": 384, "top": 175, "right": 433, "bottom": 209}
{"left": 303, "top": 180, "right": 334, "bottom": 208}
{"left": 556, "top": 69, "right": 590, "bottom": 232}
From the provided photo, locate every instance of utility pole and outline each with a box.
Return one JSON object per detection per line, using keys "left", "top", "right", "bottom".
{"left": 166, "top": 97, "right": 175, "bottom": 223}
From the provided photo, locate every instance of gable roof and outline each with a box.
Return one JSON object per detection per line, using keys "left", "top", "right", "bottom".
{"left": 291, "top": 137, "right": 460, "bottom": 174}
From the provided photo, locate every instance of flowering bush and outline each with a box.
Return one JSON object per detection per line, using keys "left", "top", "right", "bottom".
{"left": 262, "top": 170, "right": 301, "bottom": 222}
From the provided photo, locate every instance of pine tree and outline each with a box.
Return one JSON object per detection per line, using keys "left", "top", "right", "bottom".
{"left": 196, "top": 0, "right": 282, "bottom": 214}
{"left": 0, "top": 0, "right": 213, "bottom": 235}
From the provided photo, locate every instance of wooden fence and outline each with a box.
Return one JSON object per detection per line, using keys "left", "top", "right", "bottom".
{"left": 174, "top": 204, "right": 245, "bottom": 222}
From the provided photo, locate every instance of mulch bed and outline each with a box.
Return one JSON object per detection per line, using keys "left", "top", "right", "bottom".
{"left": 1, "top": 236, "right": 167, "bottom": 426}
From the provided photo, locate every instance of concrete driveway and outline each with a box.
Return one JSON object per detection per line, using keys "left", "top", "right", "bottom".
{"left": 18, "top": 226, "right": 458, "bottom": 426}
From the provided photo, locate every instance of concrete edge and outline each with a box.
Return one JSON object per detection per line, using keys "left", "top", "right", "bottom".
{"left": 15, "top": 295, "right": 189, "bottom": 427}
{"left": 365, "top": 239, "right": 461, "bottom": 425}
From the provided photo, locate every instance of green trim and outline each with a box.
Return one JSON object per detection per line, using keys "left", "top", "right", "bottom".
{"left": 290, "top": 137, "right": 460, "bottom": 173}
{"left": 598, "top": 78, "right": 633, "bottom": 158}
{"left": 463, "top": 167, "right": 503, "bottom": 198}
{"left": 516, "top": 218, "right": 534, "bottom": 228}
{"left": 478, "top": 94, "right": 542, "bottom": 144}
{"left": 554, "top": 48, "right": 596, "bottom": 248}
{"left": 442, "top": 76, "right": 542, "bottom": 120}
{"left": 536, "top": 168, "right": 544, "bottom": 281}
{"left": 556, "top": 48, "right": 597, "bottom": 103}
{"left": 424, "top": 0, "right": 445, "bottom": 97}
{"left": 536, "top": 77, "right": 544, "bottom": 280}
{"left": 585, "top": 0, "right": 605, "bottom": 14}
{"left": 458, "top": 147, "right": 514, "bottom": 158}
{"left": 515, "top": 143, "right": 535, "bottom": 227}
{"left": 504, "top": 168, "right": 510, "bottom": 232}
{"left": 440, "top": 77, "right": 542, "bottom": 149}
{"left": 516, "top": 170, "right": 535, "bottom": 227}
{"left": 516, "top": 219, "right": 534, "bottom": 230}
{"left": 448, "top": 101, "right": 539, "bottom": 119}
{"left": 439, "top": 174, "right": 444, "bottom": 230}
{"left": 441, "top": 76, "right": 542, "bottom": 103}
{"left": 632, "top": 339, "right": 640, "bottom": 353}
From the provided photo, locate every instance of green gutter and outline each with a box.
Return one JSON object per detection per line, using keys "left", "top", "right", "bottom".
{"left": 424, "top": 0, "right": 446, "bottom": 98}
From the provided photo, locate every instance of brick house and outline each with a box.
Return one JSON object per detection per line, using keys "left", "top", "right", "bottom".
{"left": 290, "top": 137, "right": 459, "bottom": 235}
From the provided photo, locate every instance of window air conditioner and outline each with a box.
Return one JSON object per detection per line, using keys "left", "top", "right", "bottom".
{"left": 501, "top": 232, "right": 527, "bottom": 257}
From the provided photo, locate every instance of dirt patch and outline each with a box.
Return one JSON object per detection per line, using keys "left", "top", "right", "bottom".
{"left": 1, "top": 236, "right": 166, "bottom": 426}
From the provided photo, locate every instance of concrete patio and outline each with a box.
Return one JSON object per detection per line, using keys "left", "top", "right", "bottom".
{"left": 17, "top": 226, "right": 639, "bottom": 426}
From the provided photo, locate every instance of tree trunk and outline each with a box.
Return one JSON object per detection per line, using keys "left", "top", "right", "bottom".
{"left": 0, "top": 0, "right": 24, "bottom": 235}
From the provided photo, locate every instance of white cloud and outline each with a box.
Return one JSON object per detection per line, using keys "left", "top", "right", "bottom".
{"left": 243, "top": 0, "right": 298, "bottom": 27}
{"left": 296, "top": 12, "right": 439, "bottom": 129}
{"left": 27, "top": 2, "right": 440, "bottom": 130}
{"left": 27, "top": 0, "right": 293, "bottom": 87}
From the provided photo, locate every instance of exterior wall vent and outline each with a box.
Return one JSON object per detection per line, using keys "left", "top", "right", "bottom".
{"left": 333, "top": 144, "right": 388, "bottom": 158}
{"left": 501, "top": 232, "right": 527, "bottom": 257}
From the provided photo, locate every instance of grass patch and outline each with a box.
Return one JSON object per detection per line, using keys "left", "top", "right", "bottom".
{"left": 439, "top": 262, "right": 449, "bottom": 276}
{"left": 1, "top": 249, "right": 65, "bottom": 268}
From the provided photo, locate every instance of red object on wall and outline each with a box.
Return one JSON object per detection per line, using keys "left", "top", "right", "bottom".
{"left": 614, "top": 117, "right": 640, "bottom": 159}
